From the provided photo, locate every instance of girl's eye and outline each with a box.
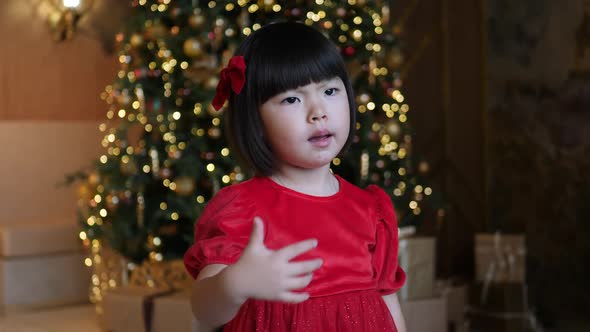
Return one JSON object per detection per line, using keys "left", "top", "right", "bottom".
{"left": 282, "top": 97, "right": 299, "bottom": 104}
{"left": 325, "top": 88, "right": 338, "bottom": 96}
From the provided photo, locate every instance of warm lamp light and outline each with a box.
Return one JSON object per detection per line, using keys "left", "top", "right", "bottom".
{"left": 46, "top": 0, "right": 93, "bottom": 41}
{"left": 63, "top": 0, "right": 81, "bottom": 8}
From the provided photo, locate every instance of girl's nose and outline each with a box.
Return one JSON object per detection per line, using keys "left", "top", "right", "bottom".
{"left": 310, "top": 113, "right": 327, "bottom": 122}
{"left": 307, "top": 101, "right": 327, "bottom": 122}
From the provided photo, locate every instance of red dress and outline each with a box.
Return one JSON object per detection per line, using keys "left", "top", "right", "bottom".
{"left": 184, "top": 175, "right": 406, "bottom": 331}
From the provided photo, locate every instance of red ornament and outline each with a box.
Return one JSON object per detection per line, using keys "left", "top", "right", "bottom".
{"left": 343, "top": 46, "right": 356, "bottom": 57}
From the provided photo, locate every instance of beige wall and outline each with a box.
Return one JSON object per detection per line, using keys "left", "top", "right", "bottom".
{"left": 0, "top": 1, "right": 118, "bottom": 223}
{"left": 0, "top": 122, "right": 103, "bottom": 222}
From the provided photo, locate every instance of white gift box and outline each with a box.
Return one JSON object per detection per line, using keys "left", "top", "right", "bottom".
{"left": 401, "top": 295, "right": 448, "bottom": 332}
{"left": 0, "top": 219, "right": 90, "bottom": 313}
{"left": 398, "top": 236, "right": 436, "bottom": 301}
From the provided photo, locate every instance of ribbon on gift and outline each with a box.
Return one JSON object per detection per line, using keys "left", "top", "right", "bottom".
{"left": 142, "top": 288, "right": 176, "bottom": 332}
{"left": 125, "top": 260, "right": 192, "bottom": 331}
{"left": 480, "top": 232, "right": 526, "bottom": 303}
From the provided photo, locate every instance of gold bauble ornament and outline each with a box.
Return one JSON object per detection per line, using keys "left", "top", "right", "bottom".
{"left": 174, "top": 177, "right": 196, "bottom": 196}
{"left": 145, "top": 21, "right": 167, "bottom": 40}
{"left": 385, "top": 120, "right": 401, "bottom": 138}
{"left": 188, "top": 11, "right": 206, "bottom": 28}
{"left": 206, "top": 76, "right": 219, "bottom": 89}
{"left": 130, "top": 34, "right": 144, "bottom": 48}
{"left": 183, "top": 38, "right": 203, "bottom": 58}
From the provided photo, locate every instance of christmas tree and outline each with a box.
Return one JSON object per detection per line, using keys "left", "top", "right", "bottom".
{"left": 72, "top": 0, "right": 436, "bottom": 268}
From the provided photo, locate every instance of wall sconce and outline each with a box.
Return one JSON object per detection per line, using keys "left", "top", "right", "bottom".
{"left": 46, "top": 0, "right": 94, "bottom": 41}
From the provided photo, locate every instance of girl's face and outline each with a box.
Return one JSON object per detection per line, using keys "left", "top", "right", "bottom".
{"left": 259, "top": 77, "right": 350, "bottom": 172}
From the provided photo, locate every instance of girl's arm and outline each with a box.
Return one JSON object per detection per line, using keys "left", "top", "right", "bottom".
{"left": 382, "top": 293, "right": 407, "bottom": 332}
{"left": 190, "top": 263, "right": 245, "bottom": 332}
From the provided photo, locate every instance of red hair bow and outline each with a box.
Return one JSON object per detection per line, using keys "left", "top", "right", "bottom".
{"left": 211, "top": 56, "right": 246, "bottom": 111}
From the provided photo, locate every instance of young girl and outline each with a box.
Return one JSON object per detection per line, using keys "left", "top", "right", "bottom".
{"left": 184, "top": 21, "right": 407, "bottom": 332}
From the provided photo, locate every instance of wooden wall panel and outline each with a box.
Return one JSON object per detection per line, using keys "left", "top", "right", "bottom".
{"left": 391, "top": 0, "right": 486, "bottom": 277}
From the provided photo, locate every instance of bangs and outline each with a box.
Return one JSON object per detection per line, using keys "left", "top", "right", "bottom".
{"left": 240, "top": 22, "right": 347, "bottom": 105}
{"left": 253, "top": 46, "right": 345, "bottom": 104}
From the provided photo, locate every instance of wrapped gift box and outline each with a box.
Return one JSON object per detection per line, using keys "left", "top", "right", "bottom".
{"left": 435, "top": 280, "right": 468, "bottom": 332}
{"left": 102, "top": 286, "right": 174, "bottom": 332}
{"left": 401, "top": 295, "right": 447, "bottom": 332}
{"left": 475, "top": 233, "right": 525, "bottom": 283}
{"left": 152, "top": 290, "right": 202, "bottom": 332}
{"left": 0, "top": 220, "right": 83, "bottom": 257}
{"left": 0, "top": 252, "right": 90, "bottom": 313}
{"left": 398, "top": 236, "right": 436, "bottom": 301}
{"left": 0, "top": 219, "right": 90, "bottom": 313}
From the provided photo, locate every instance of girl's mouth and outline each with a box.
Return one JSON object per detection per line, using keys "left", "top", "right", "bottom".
{"left": 308, "top": 130, "right": 333, "bottom": 147}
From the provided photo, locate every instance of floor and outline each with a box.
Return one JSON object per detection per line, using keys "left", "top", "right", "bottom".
{"left": 0, "top": 305, "right": 101, "bottom": 332}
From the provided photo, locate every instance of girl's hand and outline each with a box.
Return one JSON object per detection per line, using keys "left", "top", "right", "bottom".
{"left": 226, "top": 216, "right": 323, "bottom": 303}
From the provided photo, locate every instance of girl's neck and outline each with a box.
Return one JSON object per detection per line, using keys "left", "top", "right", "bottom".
{"left": 270, "top": 165, "right": 339, "bottom": 197}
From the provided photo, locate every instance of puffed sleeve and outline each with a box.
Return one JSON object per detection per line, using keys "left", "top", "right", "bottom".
{"left": 183, "top": 185, "right": 257, "bottom": 279}
{"left": 367, "top": 185, "right": 406, "bottom": 295}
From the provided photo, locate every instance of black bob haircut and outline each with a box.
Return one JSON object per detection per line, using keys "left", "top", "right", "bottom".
{"left": 225, "top": 21, "right": 357, "bottom": 176}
